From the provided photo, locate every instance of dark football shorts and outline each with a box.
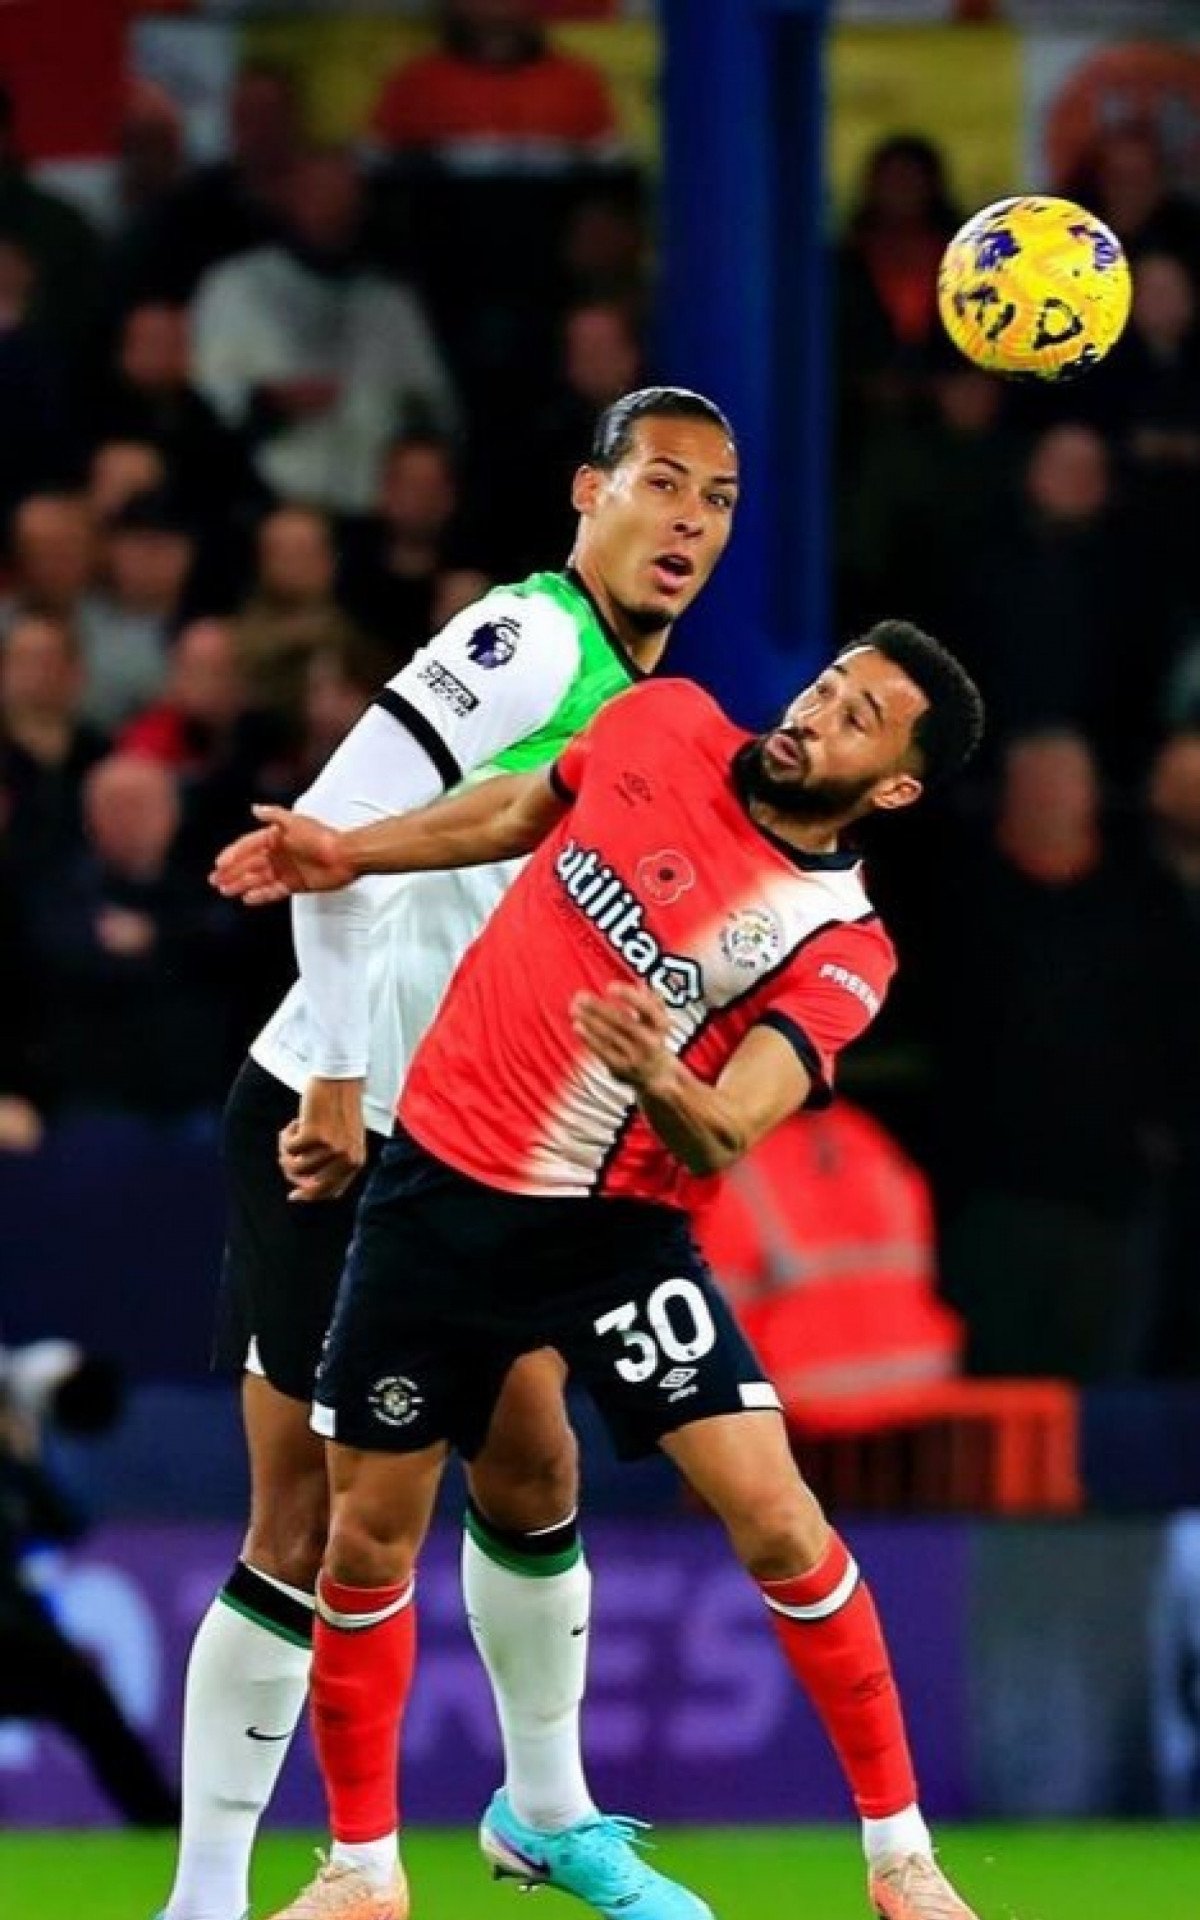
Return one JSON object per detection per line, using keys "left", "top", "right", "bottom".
{"left": 313, "top": 1127, "right": 780, "bottom": 1460}
{"left": 214, "top": 1058, "right": 385, "bottom": 1403}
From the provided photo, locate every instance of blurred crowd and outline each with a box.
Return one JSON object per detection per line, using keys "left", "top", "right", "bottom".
{"left": 3, "top": 1, "right": 1200, "bottom": 1392}
{"left": 0, "top": 2, "right": 649, "bottom": 1137}
{"left": 836, "top": 127, "right": 1200, "bottom": 1383}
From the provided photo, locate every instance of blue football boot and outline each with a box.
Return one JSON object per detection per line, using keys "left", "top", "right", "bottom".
{"left": 480, "top": 1789, "right": 715, "bottom": 1918}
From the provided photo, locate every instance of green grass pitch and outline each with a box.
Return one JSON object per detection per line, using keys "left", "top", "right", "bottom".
{"left": 4, "top": 1826, "right": 1198, "bottom": 1920}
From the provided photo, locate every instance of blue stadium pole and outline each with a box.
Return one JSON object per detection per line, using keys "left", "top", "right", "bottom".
{"left": 659, "top": 0, "right": 832, "bottom": 725}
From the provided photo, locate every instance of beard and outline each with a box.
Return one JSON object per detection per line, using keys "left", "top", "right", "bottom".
{"left": 614, "top": 595, "right": 676, "bottom": 637}
{"left": 734, "top": 736, "right": 877, "bottom": 821}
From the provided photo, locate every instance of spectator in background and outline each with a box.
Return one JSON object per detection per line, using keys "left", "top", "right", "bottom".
{"left": 297, "top": 636, "right": 387, "bottom": 786}
{"left": 1068, "top": 127, "right": 1200, "bottom": 289}
{"left": 193, "top": 148, "right": 457, "bottom": 514}
{"left": 1140, "top": 730, "right": 1200, "bottom": 1377}
{"left": 560, "top": 179, "right": 649, "bottom": 313}
{"left": 0, "top": 84, "right": 101, "bottom": 385}
{"left": 86, "top": 439, "right": 167, "bottom": 530}
{"left": 838, "top": 134, "right": 961, "bottom": 439}
{"left": 129, "top": 63, "right": 301, "bottom": 305}
{"left": 338, "top": 433, "right": 479, "bottom": 662}
{"left": 1087, "top": 252, "right": 1200, "bottom": 631}
{"left": 0, "top": 237, "right": 74, "bottom": 524}
{"left": 23, "top": 756, "right": 240, "bottom": 1117}
{"left": 698, "top": 1103, "right": 960, "bottom": 1430}
{"left": 0, "top": 610, "right": 107, "bottom": 890}
{"left": 118, "top": 80, "right": 187, "bottom": 232}
{"left": 235, "top": 505, "right": 362, "bottom": 736}
{"left": 119, "top": 618, "right": 245, "bottom": 778}
{"left": 371, "top": 0, "right": 628, "bottom": 417}
{"left": 372, "top": 0, "right": 621, "bottom": 167}
{"left": 78, "top": 492, "right": 195, "bottom": 732}
{"left": 959, "top": 424, "right": 1150, "bottom": 780}
{"left": 842, "top": 364, "right": 1020, "bottom": 636}
{"left": 94, "top": 303, "right": 261, "bottom": 542}
{"left": 119, "top": 616, "right": 281, "bottom": 884}
{"left": 937, "top": 732, "right": 1184, "bottom": 1380}
{"left": 474, "top": 298, "right": 644, "bottom": 573}
{"left": 431, "top": 564, "right": 493, "bottom": 629}
{"left": 4, "top": 493, "right": 95, "bottom": 621}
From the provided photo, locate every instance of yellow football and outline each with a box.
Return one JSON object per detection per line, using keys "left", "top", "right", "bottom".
{"left": 937, "top": 194, "right": 1132, "bottom": 381}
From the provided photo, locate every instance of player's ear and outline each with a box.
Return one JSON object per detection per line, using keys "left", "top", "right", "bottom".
{"left": 572, "top": 463, "right": 604, "bottom": 517}
{"left": 872, "top": 771, "right": 923, "bottom": 813}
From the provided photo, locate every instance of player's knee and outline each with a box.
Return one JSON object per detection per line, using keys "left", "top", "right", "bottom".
{"left": 727, "top": 1490, "right": 830, "bottom": 1584}
{"left": 245, "top": 1482, "right": 330, "bottom": 1593}
{"left": 325, "top": 1499, "right": 419, "bottom": 1589}
{"left": 244, "top": 1520, "right": 327, "bottom": 1594}
{"left": 468, "top": 1425, "right": 580, "bottom": 1534}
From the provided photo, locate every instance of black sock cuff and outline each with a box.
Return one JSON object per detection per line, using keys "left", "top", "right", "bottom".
{"left": 466, "top": 1496, "right": 582, "bottom": 1570}
{"left": 221, "top": 1559, "right": 315, "bottom": 1647}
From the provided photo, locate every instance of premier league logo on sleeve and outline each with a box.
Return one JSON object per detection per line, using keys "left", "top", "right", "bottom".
{"left": 465, "top": 617, "right": 519, "bottom": 669}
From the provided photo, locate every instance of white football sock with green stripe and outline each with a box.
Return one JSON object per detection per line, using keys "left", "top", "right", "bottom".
{"left": 160, "top": 1561, "right": 314, "bottom": 1920}
{"left": 462, "top": 1502, "right": 597, "bottom": 1834}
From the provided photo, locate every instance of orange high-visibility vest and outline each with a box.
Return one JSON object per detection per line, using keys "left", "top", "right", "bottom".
{"left": 697, "top": 1103, "right": 962, "bottom": 1433}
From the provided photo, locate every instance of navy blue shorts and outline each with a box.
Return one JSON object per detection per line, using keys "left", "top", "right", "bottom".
{"left": 313, "top": 1129, "right": 778, "bottom": 1460}
{"left": 214, "top": 1058, "right": 384, "bottom": 1402}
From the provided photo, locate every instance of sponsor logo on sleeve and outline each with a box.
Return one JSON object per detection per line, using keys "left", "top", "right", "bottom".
{"left": 465, "top": 616, "right": 519, "bottom": 669}
{"left": 416, "top": 657, "right": 479, "bottom": 717}
{"left": 818, "top": 961, "right": 881, "bottom": 1018}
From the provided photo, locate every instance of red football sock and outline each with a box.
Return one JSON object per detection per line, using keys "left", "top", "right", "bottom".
{"left": 759, "top": 1533, "right": 917, "bottom": 1818}
{"left": 311, "top": 1573, "right": 417, "bottom": 1844}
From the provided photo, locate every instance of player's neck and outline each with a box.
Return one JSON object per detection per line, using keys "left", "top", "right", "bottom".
{"left": 744, "top": 796, "right": 842, "bottom": 857}
{"left": 569, "top": 560, "right": 671, "bottom": 672}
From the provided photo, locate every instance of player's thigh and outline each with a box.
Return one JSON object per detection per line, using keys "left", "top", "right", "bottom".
{"left": 313, "top": 1135, "right": 518, "bottom": 1463}
{"left": 215, "top": 1058, "right": 379, "bottom": 1404}
{"left": 241, "top": 1370, "right": 330, "bottom": 1588}
{"left": 660, "top": 1409, "right": 829, "bottom": 1578}
{"left": 466, "top": 1349, "right": 578, "bottom": 1532}
{"left": 560, "top": 1230, "right": 781, "bottom": 1464}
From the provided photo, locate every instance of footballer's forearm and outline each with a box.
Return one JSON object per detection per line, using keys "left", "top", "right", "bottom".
{"left": 637, "top": 1025, "right": 815, "bottom": 1176}
{"left": 341, "top": 770, "right": 566, "bottom": 876}
{"left": 635, "top": 1060, "right": 749, "bottom": 1176}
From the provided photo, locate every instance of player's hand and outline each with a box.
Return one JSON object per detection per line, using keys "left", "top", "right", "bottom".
{"left": 570, "top": 982, "right": 675, "bottom": 1092}
{"left": 210, "top": 806, "right": 355, "bottom": 904}
{"left": 278, "top": 1077, "right": 367, "bottom": 1203}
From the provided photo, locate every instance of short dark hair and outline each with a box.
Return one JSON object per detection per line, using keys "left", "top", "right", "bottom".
{"left": 842, "top": 619, "right": 985, "bottom": 787}
{"left": 590, "top": 387, "right": 735, "bottom": 471}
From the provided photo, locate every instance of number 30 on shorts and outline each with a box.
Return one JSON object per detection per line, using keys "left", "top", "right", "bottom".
{"left": 594, "top": 1279, "right": 717, "bottom": 1384}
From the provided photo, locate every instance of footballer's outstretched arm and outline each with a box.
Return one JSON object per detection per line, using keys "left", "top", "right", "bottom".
{"left": 571, "top": 984, "right": 812, "bottom": 1176}
{"left": 213, "top": 768, "right": 569, "bottom": 904}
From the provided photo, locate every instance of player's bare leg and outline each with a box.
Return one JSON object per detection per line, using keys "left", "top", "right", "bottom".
{"left": 467, "top": 1352, "right": 712, "bottom": 1919}
{"left": 661, "top": 1412, "right": 981, "bottom": 1920}
{"left": 158, "top": 1374, "right": 328, "bottom": 1920}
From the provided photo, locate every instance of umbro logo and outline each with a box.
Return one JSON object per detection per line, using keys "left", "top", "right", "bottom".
{"left": 660, "top": 1366, "right": 698, "bottom": 1401}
